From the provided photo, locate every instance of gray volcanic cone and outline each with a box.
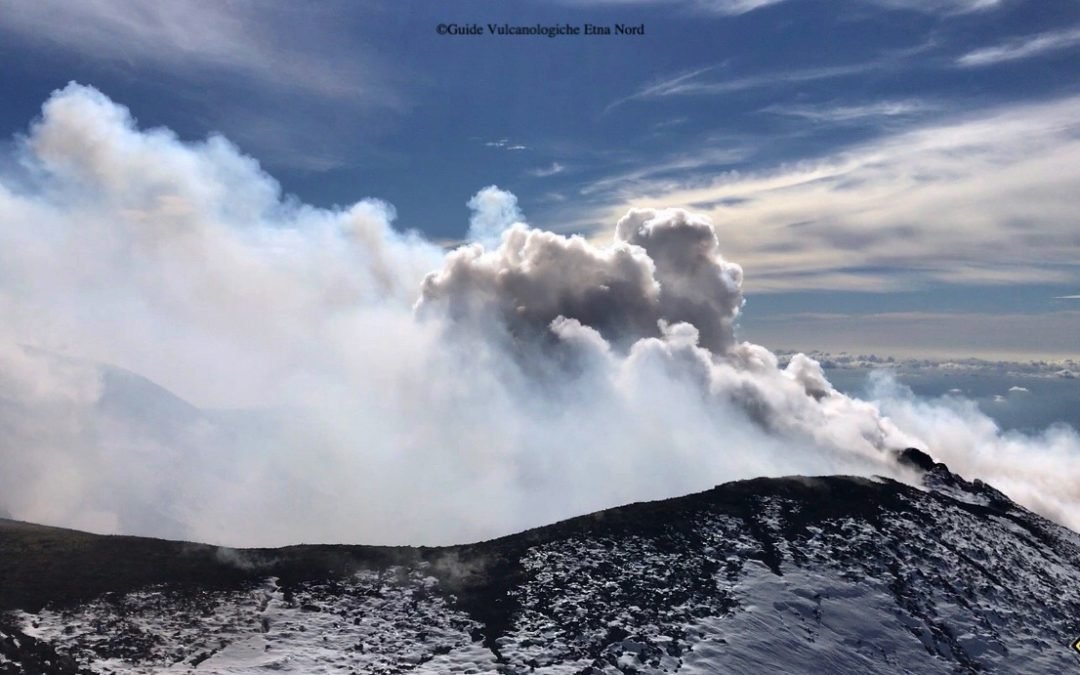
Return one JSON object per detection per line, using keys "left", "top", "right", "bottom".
{"left": 3, "top": 454, "right": 1080, "bottom": 674}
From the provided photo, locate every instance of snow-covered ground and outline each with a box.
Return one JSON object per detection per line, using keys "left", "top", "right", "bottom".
{"left": 17, "top": 569, "right": 496, "bottom": 674}
{"left": 5, "top": 467, "right": 1080, "bottom": 673}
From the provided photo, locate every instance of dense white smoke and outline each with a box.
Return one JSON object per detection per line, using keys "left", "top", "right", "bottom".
{"left": 868, "top": 374, "right": 1080, "bottom": 533}
{"left": 466, "top": 185, "right": 523, "bottom": 247}
{"left": 0, "top": 83, "right": 1077, "bottom": 546}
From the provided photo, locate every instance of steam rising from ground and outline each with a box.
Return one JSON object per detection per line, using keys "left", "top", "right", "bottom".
{"left": 0, "top": 83, "right": 1077, "bottom": 546}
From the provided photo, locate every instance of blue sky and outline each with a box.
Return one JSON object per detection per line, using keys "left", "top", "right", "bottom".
{"left": 1, "top": 0, "right": 1078, "bottom": 358}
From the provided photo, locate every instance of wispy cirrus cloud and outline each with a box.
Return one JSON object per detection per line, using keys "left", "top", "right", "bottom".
{"left": 555, "top": 0, "right": 785, "bottom": 15}
{"left": 605, "top": 46, "right": 931, "bottom": 112}
{"left": 528, "top": 162, "right": 567, "bottom": 177}
{"left": 579, "top": 145, "right": 752, "bottom": 198}
{"left": 957, "top": 27, "right": 1080, "bottom": 67}
{"left": 0, "top": 0, "right": 395, "bottom": 105}
{"left": 604, "top": 66, "right": 717, "bottom": 112}
{"left": 561, "top": 0, "right": 999, "bottom": 16}
{"left": 867, "top": 0, "right": 1004, "bottom": 14}
{"left": 0, "top": 0, "right": 404, "bottom": 172}
{"left": 761, "top": 99, "right": 935, "bottom": 123}
{"left": 608, "top": 62, "right": 877, "bottom": 111}
{"left": 586, "top": 95, "right": 1080, "bottom": 293}
{"left": 485, "top": 139, "right": 529, "bottom": 151}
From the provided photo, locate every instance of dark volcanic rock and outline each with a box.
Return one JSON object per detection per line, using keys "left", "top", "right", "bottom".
{"left": 3, "top": 464, "right": 1080, "bottom": 673}
{"left": 896, "top": 446, "right": 939, "bottom": 472}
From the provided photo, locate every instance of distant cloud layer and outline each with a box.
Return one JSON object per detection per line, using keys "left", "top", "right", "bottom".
{"left": 1, "top": 85, "right": 1078, "bottom": 547}
{"left": 744, "top": 312, "right": 1080, "bottom": 361}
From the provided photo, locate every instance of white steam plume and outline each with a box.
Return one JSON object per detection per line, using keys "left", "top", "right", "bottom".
{"left": 466, "top": 185, "right": 523, "bottom": 248}
{"left": 0, "top": 83, "right": 1077, "bottom": 546}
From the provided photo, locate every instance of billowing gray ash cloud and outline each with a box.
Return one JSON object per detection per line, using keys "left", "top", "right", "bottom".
{"left": 419, "top": 207, "right": 743, "bottom": 354}
{"left": 0, "top": 83, "right": 1077, "bottom": 546}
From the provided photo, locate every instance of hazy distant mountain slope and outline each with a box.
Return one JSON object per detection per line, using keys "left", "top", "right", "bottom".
{"left": 3, "top": 454, "right": 1080, "bottom": 674}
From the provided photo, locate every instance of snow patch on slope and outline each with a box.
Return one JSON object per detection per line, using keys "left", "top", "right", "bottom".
{"left": 18, "top": 568, "right": 495, "bottom": 674}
